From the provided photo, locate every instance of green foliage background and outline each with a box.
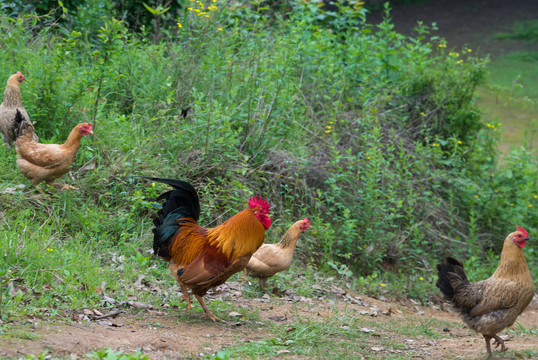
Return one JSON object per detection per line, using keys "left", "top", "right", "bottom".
{"left": 0, "top": 0, "right": 536, "bottom": 319}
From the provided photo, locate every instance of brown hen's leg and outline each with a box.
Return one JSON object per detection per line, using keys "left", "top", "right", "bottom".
{"left": 492, "top": 335, "right": 507, "bottom": 352}
{"left": 195, "top": 295, "right": 224, "bottom": 322}
{"left": 483, "top": 335, "right": 492, "bottom": 359}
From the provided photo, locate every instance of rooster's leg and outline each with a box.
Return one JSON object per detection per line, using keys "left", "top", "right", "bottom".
{"left": 179, "top": 283, "right": 192, "bottom": 310}
{"left": 492, "top": 335, "right": 507, "bottom": 352}
{"left": 483, "top": 335, "right": 492, "bottom": 359}
{"left": 194, "top": 295, "right": 225, "bottom": 323}
{"left": 169, "top": 262, "right": 192, "bottom": 310}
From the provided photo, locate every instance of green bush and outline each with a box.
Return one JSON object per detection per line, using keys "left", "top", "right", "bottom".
{"left": 0, "top": 0, "right": 536, "bottom": 317}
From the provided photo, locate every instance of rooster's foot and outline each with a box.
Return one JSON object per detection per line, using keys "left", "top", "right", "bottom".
{"left": 195, "top": 294, "right": 225, "bottom": 323}
{"left": 202, "top": 310, "right": 225, "bottom": 323}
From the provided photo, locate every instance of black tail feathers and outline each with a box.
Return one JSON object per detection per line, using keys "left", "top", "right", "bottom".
{"left": 436, "top": 257, "right": 467, "bottom": 300}
{"left": 144, "top": 177, "right": 201, "bottom": 259}
{"left": 10, "top": 109, "right": 31, "bottom": 141}
{"left": 144, "top": 177, "right": 200, "bottom": 225}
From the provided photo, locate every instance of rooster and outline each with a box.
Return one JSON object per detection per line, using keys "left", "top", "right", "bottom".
{"left": 0, "top": 71, "right": 37, "bottom": 146}
{"left": 245, "top": 218, "right": 310, "bottom": 289}
{"left": 436, "top": 227, "right": 534, "bottom": 358}
{"left": 13, "top": 110, "right": 93, "bottom": 192}
{"left": 148, "top": 177, "right": 271, "bottom": 321}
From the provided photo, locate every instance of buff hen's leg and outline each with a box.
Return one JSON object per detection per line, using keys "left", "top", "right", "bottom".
{"left": 258, "top": 277, "right": 268, "bottom": 290}
{"left": 194, "top": 295, "right": 225, "bottom": 323}
{"left": 47, "top": 181, "right": 78, "bottom": 191}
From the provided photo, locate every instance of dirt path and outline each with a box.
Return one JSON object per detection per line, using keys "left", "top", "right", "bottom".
{"left": 1, "top": 283, "right": 537, "bottom": 359}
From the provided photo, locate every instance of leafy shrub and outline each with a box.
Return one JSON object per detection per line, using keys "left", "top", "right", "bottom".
{"left": 0, "top": 0, "right": 535, "bottom": 316}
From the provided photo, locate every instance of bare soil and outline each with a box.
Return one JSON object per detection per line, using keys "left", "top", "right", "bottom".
{"left": 0, "top": 283, "right": 537, "bottom": 359}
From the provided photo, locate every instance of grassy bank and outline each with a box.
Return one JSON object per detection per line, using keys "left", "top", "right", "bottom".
{"left": 0, "top": 1, "right": 536, "bottom": 341}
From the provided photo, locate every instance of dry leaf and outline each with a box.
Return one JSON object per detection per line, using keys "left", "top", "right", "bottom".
{"left": 276, "top": 349, "right": 290, "bottom": 354}
{"left": 128, "top": 301, "right": 154, "bottom": 309}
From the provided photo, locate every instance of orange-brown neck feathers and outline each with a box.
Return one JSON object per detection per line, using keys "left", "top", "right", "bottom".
{"left": 207, "top": 208, "right": 266, "bottom": 259}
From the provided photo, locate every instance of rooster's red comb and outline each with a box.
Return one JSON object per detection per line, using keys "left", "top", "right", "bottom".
{"left": 516, "top": 226, "right": 528, "bottom": 237}
{"left": 303, "top": 218, "right": 310, "bottom": 227}
{"left": 248, "top": 196, "right": 269, "bottom": 214}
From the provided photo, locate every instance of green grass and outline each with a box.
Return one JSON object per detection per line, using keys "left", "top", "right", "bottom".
{"left": 479, "top": 20, "right": 538, "bottom": 152}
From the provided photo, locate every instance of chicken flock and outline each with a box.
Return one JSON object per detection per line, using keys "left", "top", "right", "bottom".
{"left": 1, "top": 71, "right": 535, "bottom": 358}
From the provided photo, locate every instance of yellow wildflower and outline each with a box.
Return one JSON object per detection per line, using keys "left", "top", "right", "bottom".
{"left": 217, "top": 28, "right": 223, "bottom": 31}
{"left": 47, "top": 248, "right": 54, "bottom": 251}
{"left": 475, "top": 195, "right": 479, "bottom": 199}
{"left": 468, "top": 49, "right": 472, "bottom": 52}
{"left": 458, "top": 140, "right": 462, "bottom": 144}
{"left": 177, "top": 22, "right": 182, "bottom": 29}
{"left": 420, "top": 112, "right": 425, "bottom": 116}
{"left": 432, "top": 143, "right": 439, "bottom": 147}
{"left": 152, "top": 183, "right": 155, "bottom": 187}
{"left": 438, "top": 43, "right": 446, "bottom": 48}
{"left": 510, "top": 203, "right": 514, "bottom": 207}
{"left": 419, "top": 277, "right": 424, "bottom": 281}
{"left": 380, "top": 284, "right": 386, "bottom": 287}
{"left": 188, "top": 7, "right": 193, "bottom": 10}
{"left": 529, "top": 204, "right": 533, "bottom": 208}
{"left": 533, "top": 195, "right": 537, "bottom": 199}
